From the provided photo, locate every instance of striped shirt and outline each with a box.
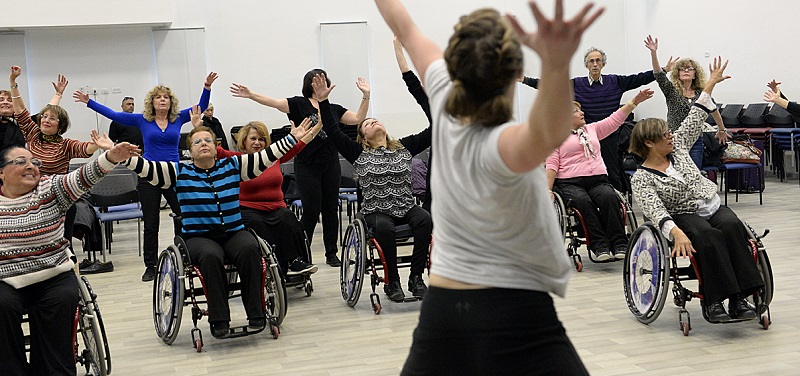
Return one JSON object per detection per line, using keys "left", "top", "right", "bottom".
{"left": 0, "top": 153, "right": 115, "bottom": 288}
{"left": 125, "top": 134, "right": 297, "bottom": 235}
{"left": 15, "top": 109, "right": 92, "bottom": 175}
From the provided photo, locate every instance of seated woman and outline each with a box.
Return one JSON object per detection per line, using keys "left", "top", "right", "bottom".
{"left": 313, "top": 74, "right": 432, "bottom": 302}
{"left": 546, "top": 89, "right": 652, "bottom": 261}
{"left": 211, "top": 120, "right": 318, "bottom": 277}
{"left": 121, "top": 115, "right": 319, "bottom": 339}
{"left": 629, "top": 58, "right": 763, "bottom": 323}
{"left": 0, "top": 143, "right": 138, "bottom": 375}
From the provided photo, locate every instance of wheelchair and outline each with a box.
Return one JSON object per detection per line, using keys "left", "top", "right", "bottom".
{"left": 339, "top": 213, "right": 431, "bottom": 314}
{"left": 23, "top": 273, "right": 112, "bottom": 376}
{"left": 623, "top": 222, "right": 774, "bottom": 336}
{"left": 152, "top": 228, "right": 287, "bottom": 352}
{"left": 552, "top": 188, "right": 638, "bottom": 271}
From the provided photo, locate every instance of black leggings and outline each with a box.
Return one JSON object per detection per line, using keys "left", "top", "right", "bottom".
{"left": 364, "top": 206, "right": 431, "bottom": 282}
{"left": 0, "top": 271, "right": 79, "bottom": 376}
{"left": 139, "top": 177, "right": 181, "bottom": 268}
{"left": 295, "top": 158, "right": 341, "bottom": 258}
{"left": 185, "top": 230, "right": 263, "bottom": 323}
{"left": 241, "top": 207, "right": 310, "bottom": 271}
{"left": 402, "top": 287, "right": 588, "bottom": 376}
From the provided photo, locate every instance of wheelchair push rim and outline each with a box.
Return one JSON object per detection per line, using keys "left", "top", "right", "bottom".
{"left": 623, "top": 223, "right": 670, "bottom": 325}
{"left": 253, "top": 231, "right": 288, "bottom": 328}
{"left": 744, "top": 223, "right": 774, "bottom": 314}
{"left": 153, "top": 245, "right": 185, "bottom": 345}
{"left": 77, "top": 275, "right": 110, "bottom": 376}
{"left": 340, "top": 218, "right": 367, "bottom": 307}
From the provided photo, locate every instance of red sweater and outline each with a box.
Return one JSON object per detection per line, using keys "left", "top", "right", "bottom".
{"left": 16, "top": 109, "right": 92, "bottom": 175}
{"left": 216, "top": 141, "right": 305, "bottom": 212}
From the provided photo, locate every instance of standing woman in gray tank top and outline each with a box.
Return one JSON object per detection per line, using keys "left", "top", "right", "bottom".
{"left": 374, "top": 1, "right": 604, "bottom": 375}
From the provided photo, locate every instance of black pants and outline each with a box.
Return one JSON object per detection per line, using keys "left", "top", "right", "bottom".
{"left": 295, "top": 158, "right": 340, "bottom": 258}
{"left": 185, "top": 230, "right": 263, "bottom": 323}
{"left": 64, "top": 204, "right": 76, "bottom": 254}
{"left": 139, "top": 177, "right": 180, "bottom": 268}
{"left": 241, "top": 207, "right": 310, "bottom": 271}
{"left": 0, "top": 271, "right": 79, "bottom": 376}
{"left": 599, "top": 129, "right": 626, "bottom": 192}
{"left": 364, "top": 206, "right": 432, "bottom": 282}
{"left": 402, "top": 287, "right": 588, "bottom": 376}
{"left": 556, "top": 175, "right": 626, "bottom": 252}
{"left": 672, "top": 206, "right": 764, "bottom": 304}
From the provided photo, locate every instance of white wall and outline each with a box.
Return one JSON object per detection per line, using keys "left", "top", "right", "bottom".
{"left": 1, "top": 0, "right": 797, "bottom": 145}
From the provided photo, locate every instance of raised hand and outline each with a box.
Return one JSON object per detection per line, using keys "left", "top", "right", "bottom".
{"left": 204, "top": 72, "right": 218, "bottom": 88}
{"left": 72, "top": 90, "right": 90, "bottom": 104}
{"left": 229, "top": 83, "right": 252, "bottom": 99}
{"left": 764, "top": 89, "right": 782, "bottom": 103}
{"left": 665, "top": 56, "right": 680, "bottom": 73}
{"left": 506, "top": 0, "right": 604, "bottom": 67}
{"left": 9, "top": 66, "right": 21, "bottom": 82}
{"left": 707, "top": 56, "right": 731, "bottom": 84}
{"left": 767, "top": 79, "right": 781, "bottom": 93}
{"left": 644, "top": 35, "right": 658, "bottom": 52}
{"left": 106, "top": 142, "right": 141, "bottom": 164}
{"left": 52, "top": 74, "right": 68, "bottom": 95}
{"left": 632, "top": 88, "right": 654, "bottom": 106}
{"left": 90, "top": 130, "right": 114, "bottom": 151}
{"left": 289, "top": 116, "right": 320, "bottom": 143}
{"left": 189, "top": 105, "right": 204, "bottom": 128}
{"left": 312, "top": 73, "right": 335, "bottom": 101}
{"left": 356, "top": 77, "right": 370, "bottom": 97}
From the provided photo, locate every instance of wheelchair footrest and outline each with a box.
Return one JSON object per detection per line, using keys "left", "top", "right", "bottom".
{"left": 225, "top": 324, "right": 266, "bottom": 338}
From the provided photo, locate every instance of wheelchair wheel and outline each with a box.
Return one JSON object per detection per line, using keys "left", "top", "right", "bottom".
{"left": 552, "top": 191, "right": 568, "bottom": 240}
{"left": 744, "top": 223, "right": 774, "bottom": 314}
{"left": 340, "top": 218, "right": 367, "bottom": 307}
{"left": 77, "top": 275, "right": 110, "bottom": 376}
{"left": 251, "top": 229, "right": 287, "bottom": 328}
{"left": 153, "top": 245, "right": 184, "bottom": 345}
{"left": 616, "top": 189, "right": 638, "bottom": 237}
{"left": 623, "top": 223, "right": 670, "bottom": 324}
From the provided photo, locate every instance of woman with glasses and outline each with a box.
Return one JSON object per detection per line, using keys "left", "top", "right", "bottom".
{"left": 629, "top": 57, "right": 763, "bottom": 324}
{"left": 74, "top": 72, "right": 217, "bottom": 283}
{"left": 0, "top": 142, "right": 139, "bottom": 375}
{"left": 120, "top": 110, "right": 319, "bottom": 339}
{"left": 645, "top": 37, "right": 728, "bottom": 168}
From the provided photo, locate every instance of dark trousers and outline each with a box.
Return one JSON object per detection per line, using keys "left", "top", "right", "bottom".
{"left": 672, "top": 206, "right": 764, "bottom": 304}
{"left": 295, "top": 158, "right": 341, "bottom": 258}
{"left": 599, "top": 129, "right": 625, "bottom": 192}
{"left": 556, "top": 175, "right": 626, "bottom": 252}
{"left": 241, "top": 207, "right": 310, "bottom": 271}
{"left": 0, "top": 271, "right": 79, "bottom": 376}
{"left": 402, "top": 287, "right": 588, "bottom": 376}
{"left": 139, "top": 177, "right": 180, "bottom": 268}
{"left": 185, "top": 230, "right": 263, "bottom": 323}
{"left": 364, "top": 206, "right": 432, "bottom": 282}
{"left": 64, "top": 204, "right": 76, "bottom": 253}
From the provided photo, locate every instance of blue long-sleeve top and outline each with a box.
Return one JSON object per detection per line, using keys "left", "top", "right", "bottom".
{"left": 87, "top": 88, "right": 210, "bottom": 162}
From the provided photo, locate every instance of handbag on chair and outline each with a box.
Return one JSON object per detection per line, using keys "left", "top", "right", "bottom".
{"left": 721, "top": 135, "right": 762, "bottom": 164}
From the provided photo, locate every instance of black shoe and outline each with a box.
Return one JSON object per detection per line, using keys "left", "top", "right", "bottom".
{"left": 248, "top": 318, "right": 266, "bottom": 331}
{"left": 704, "top": 301, "right": 730, "bottom": 323}
{"left": 78, "top": 259, "right": 95, "bottom": 270}
{"left": 592, "top": 249, "right": 612, "bottom": 262}
{"left": 326, "top": 255, "right": 342, "bottom": 267}
{"left": 383, "top": 280, "right": 405, "bottom": 302}
{"left": 210, "top": 321, "right": 230, "bottom": 339}
{"left": 408, "top": 275, "right": 428, "bottom": 298}
{"left": 728, "top": 297, "right": 758, "bottom": 320}
{"left": 287, "top": 258, "right": 318, "bottom": 275}
{"left": 613, "top": 246, "right": 627, "bottom": 260}
{"left": 81, "top": 261, "right": 114, "bottom": 274}
{"left": 141, "top": 266, "right": 156, "bottom": 282}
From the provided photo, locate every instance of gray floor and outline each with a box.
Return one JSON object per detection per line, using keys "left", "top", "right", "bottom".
{"left": 80, "top": 176, "right": 800, "bottom": 375}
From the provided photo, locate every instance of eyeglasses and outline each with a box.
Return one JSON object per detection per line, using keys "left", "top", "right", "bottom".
{"left": 662, "top": 130, "right": 673, "bottom": 139}
{"left": 1, "top": 157, "right": 42, "bottom": 168}
{"left": 191, "top": 137, "right": 215, "bottom": 146}
{"left": 40, "top": 114, "right": 59, "bottom": 122}
{"left": 123, "top": 96, "right": 134, "bottom": 101}
{"left": 679, "top": 66, "right": 695, "bottom": 72}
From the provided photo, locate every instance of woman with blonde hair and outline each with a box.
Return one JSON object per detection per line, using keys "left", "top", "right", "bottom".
{"left": 374, "top": 0, "right": 602, "bottom": 373}
{"left": 74, "top": 72, "right": 218, "bottom": 282}
{"left": 211, "top": 119, "right": 319, "bottom": 277}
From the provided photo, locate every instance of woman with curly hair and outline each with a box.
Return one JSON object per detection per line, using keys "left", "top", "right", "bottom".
{"left": 74, "top": 72, "right": 217, "bottom": 282}
{"left": 374, "top": 0, "right": 602, "bottom": 374}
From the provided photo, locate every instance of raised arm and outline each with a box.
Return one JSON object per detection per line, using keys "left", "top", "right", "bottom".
{"left": 230, "top": 83, "right": 290, "bottom": 113}
{"left": 339, "top": 77, "right": 371, "bottom": 125}
{"left": 394, "top": 36, "right": 411, "bottom": 73}
{"left": 240, "top": 124, "right": 318, "bottom": 181}
{"left": 593, "top": 89, "right": 654, "bottom": 140}
{"left": 312, "top": 74, "right": 362, "bottom": 163}
{"left": 74, "top": 91, "right": 142, "bottom": 126}
{"left": 395, "top": 37, "right": 432, "bottom": 124}
{"left": 644, "top": 35, "right": 661, "bottom": 72}
{"left": 9, "top": 66, "right": 26, "bottom": 115}
{"left": 374, "top": 0, "right": 443, "bottom": 83}
{"left": 499, "top": 1, "right": 604, "bottom": 173}
{"left": 176, "top": 73, "right": 215, "bottom": 121}
{"left": 123, "top": 156, "right": 178, "bottom": 189}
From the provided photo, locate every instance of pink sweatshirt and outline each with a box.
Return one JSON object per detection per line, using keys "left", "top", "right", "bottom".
{"left": 546, "top": 108, "right": 627, "bottom": 179}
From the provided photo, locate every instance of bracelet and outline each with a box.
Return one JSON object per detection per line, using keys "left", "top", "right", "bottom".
{"left": 627, "top": 101, "right": 637, "bottom": 108}
{"left": 11, "top": 95, "right": 20, "bottom": 99}
{"left": 717, "top": 128, "right": 726, "bottom": 132}
{"left": 362, "top": 96, "right": 370, "bottom": 100}
{"left": 10, "top": 83, "right": 18, "bottom": 89}
{"left": 54, "top": 93, "right": 63, "bottom": 97}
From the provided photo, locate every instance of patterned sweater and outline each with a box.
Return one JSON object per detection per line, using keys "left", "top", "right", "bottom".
{"left": 0, "top": 153, "right": 116, "bottom": 288}
{"left": 654, "top": 69, "right": 719, "bottom": 132}
{"left": 15, "top": 109, "right": 92, "bottom": 175}
{"left": 319, "top": 99, "right": 431, "bottom": 218}
{"left": 631, "top": 93, "right": 718, "bottom": 230}
{"left": 124, "top": 134, "right": 296, "bottom": 234}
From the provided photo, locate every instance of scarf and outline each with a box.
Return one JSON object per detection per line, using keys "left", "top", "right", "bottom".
{"left": 40, "top": 132, "right": 63, "bottom": 143}
{"left": 573, "top": 127, "right": 596, "bottom": 159}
